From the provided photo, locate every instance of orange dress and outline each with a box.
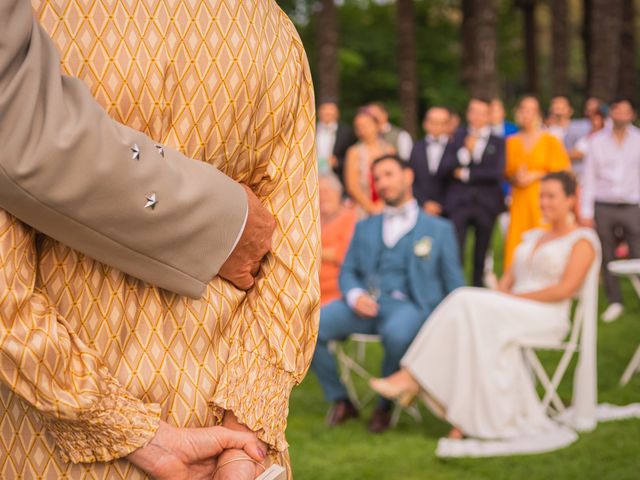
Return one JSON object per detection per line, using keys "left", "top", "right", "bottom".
{"left": 504, "top": 133, "right": 570, "bottom": 269}
{"left": 320, "top": 208, "right": 357, "bottom": 305}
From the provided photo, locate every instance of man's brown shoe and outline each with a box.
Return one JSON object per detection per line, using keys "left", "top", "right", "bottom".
{"left": 326, "top": 399, "right": 359, "bottom": 426}
{"left": 367, "top": 405, "right": 392, "bottom": 434}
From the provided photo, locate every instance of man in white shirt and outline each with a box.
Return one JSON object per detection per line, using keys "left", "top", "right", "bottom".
{"left": 316, "top": 101, "right": 356, "bottom": 182}
{"left": 581, "top": 97, "right": 640, "bottom": 322}
{"left": 311, "top": 155, "right": 464, "bottom": 434}
{"left": 368, "top": 102, "right": 414, "bottom": 161}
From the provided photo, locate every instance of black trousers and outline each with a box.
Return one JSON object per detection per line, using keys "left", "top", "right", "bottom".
{"left": 449, "top": 207, "right": 497, "bottom": 287}
{"left": 594, "top": 202, "right": 640, "bottom": 304}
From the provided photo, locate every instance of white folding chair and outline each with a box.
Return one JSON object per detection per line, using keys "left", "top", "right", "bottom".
{"left": 522, "top": 297, "right": 586, "bottom": 416}
{"left": 332, "top": 333, "right": 422, "bottom": 427}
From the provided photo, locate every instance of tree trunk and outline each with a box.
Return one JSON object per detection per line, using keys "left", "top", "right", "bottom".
{"left": 551, "top": 0, "right": 569, "bottom": 96}
{"left": 520, "top": 0, "right": 539, "bottom": 95}
{"left": 617, "top": 0, "right": 637, "bottom": 102}
{"left": 316, "top": 0, "right": 339, "bottom": 103}
{"left": 588, "top": 0, "right": 623, "bottom": 101}
{"left": 582, "top": 0, "right": 593, "bottom": 95}
{"left": 397, "top": 0, "right": 418, "bottom": 137}
{"left": 462, "top": 0, "right": 499, "bottom": 99}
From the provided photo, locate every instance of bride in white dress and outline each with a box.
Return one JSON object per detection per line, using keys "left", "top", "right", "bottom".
{"left": 370, "top": 171, "right": 600, "bottom": 454}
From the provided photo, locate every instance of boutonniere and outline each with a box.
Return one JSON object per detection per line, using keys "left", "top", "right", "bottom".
{"left": 414, "top": 236, "right": 433, "bottom": 258}
{"left": 486, "top": 144, "right": 496, "bottom": 155}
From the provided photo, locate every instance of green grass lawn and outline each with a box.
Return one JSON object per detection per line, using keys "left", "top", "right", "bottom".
{"left": 287, "top": 231, "right": 640, "bottom": 479}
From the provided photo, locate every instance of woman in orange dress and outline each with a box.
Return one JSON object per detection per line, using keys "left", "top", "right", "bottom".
{"left": 319, "top": 174, "right": 357, "bottom": 305}
{"left": 504, "top": 96, "right": 570, "bottom": 269}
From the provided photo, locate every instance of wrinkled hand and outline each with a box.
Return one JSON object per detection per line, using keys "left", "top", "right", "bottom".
{"left": 354, "top": 294, "right": 379, "bottom": 318}
{"left": 213, "top": 450, "right": 264, "bottom": 480}
{"left": 127, "top": 421, "right": 265, "bottom": 480}
{"left": 219, "top": 185, "right": 277, "bottom": 290}
{"left": 214, "top": 411, "right": 268, "bottom": 480}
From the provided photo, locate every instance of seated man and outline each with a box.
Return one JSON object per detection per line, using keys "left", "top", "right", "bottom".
{"left": 311, "top": 155, "right": 464, "bottom": 434}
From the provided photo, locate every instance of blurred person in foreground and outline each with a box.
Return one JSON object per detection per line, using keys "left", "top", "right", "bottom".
{"left": 581, "top": 97, "right": 640, "bottom": 323}
{"left": 0, "top": 1, "right": 320, "bottom": 479}
{"left": 312, "top": 155, "right": 463, "bottom": 434}
{"left": 319, "top": 174, "right": 357, "bottom": 306}
{"left": 503, "top": 96, "right": 570, "bottom": 269}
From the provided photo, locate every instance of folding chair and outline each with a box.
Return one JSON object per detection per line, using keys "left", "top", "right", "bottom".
{"left": 332, "top": 333, "right": 422, "bottom": 427}
{"left": 522, "top": 298, "right": 586, "bottom": 416}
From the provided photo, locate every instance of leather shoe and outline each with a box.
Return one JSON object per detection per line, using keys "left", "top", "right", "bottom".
{"left": 326, "top": 399, "right": 359, "bottom": 427}
{"left": 367, "top": 405, "right": 392, "bottom": 434}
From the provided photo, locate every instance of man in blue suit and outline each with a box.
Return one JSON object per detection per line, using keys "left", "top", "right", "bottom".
{"left": 312, "top": 155, "right": 464, "bottom": 433}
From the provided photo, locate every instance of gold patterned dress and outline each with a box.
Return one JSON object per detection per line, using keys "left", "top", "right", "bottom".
{"left": 0, "top": 1, "right": 319, "bottom": 478}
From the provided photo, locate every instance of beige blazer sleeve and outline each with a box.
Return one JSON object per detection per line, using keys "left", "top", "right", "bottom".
{"left": 0, "top": 0, "right": 247, "bottom": 299}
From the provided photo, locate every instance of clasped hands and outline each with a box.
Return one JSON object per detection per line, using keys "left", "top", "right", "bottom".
{"left": 128, "top": 414, "right": 269, "bottom": 480}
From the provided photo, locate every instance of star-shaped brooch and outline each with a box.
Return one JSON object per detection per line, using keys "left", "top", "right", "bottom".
{"left": 154, "top": 144, "right": 164, "bottom": 158}
{"left": 144, "top": 193, "right": 158, "bottom": 210}
{"left": 131, "top": 144, "right": 141, "bottom": 161}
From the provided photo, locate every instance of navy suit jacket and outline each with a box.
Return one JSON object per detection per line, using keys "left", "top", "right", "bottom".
{"left": 339, "top": 211, "right": 465, "bottom": 316}
{"left": 439, "top": 128, "right": 506, "bottom": 217}
{"left": 409, "top": 138, "right": 456, "bottom": 207}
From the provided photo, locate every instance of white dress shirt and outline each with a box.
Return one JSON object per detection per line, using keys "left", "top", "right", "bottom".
{"left": 581, "top": 125, "right": 640, "bottom": 219}
{"left": 382, "top": 123, "right": 413, "bottom": 161}
{"left": 346, "top": 199, "right": 419, "bottom": 308}
{"left": 456, "top": 126, "right": 491, "bottom": 182}
{"left": 316, "top": 122, "right": 338, "bottom": 163}
{"left": 426, "top": 135, "right": 448, "bottom": 174}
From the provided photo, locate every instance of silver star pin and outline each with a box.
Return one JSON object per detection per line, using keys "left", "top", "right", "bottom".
{"left": 155, "top": 144, "right": 165, "bottom": 158}
{"left": 144, "top": 193, "right": 158, "bottom": 210}
{"left": 131, "top": 144, "right": 141, "bottom": 161}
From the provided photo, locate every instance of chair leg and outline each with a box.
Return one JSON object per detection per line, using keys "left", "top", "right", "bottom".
{"left": 620, "top": 344, "right": 640, "bottom": 386}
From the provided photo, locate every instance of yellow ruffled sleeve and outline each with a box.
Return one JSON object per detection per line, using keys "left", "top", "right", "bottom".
{"left": 0, "top": 210, "right": 161, "bottom": 463}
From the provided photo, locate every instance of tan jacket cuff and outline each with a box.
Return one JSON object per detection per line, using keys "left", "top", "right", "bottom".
{"left": 40, "top": 376, "right": 161, "bottom": 464}
{"left": 209, "top": 342, "right": 297, "bottom": 452}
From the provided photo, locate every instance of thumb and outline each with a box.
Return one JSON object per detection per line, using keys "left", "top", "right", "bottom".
{"left": 210, "top": 427, "right": 266, "bottom": 462}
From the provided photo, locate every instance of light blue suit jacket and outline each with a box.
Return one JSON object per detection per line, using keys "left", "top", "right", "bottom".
{"left": 339, "top": 211, "right": 465, "bottom": 316}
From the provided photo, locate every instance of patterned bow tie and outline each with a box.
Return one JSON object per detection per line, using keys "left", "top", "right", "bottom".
{"left": 384, "top": 205, "right": 411, "bottom": 219}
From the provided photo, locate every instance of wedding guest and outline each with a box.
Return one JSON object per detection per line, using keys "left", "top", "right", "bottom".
{"left": 371, "top": 171, "right": 598, "bottom": 451}
{"left": 3, "top": 2, "right": 320, "bottom": 479}
{"left": 569, "top": 105, "right": 607, "bottom": 183}
{"left": 504, "top": 96, "right": 570, "bottom": 269}
{"left": 319, "top": 174, "right": 357, "bottom": 306}
{"left": 490, "top": 98, "right": 518, "bottom": 137}
{"left": 316, "top": 101, "right": 357, "bottom": 182}
{"left": 409, "top": 107, "right": 454, "bottom": 217}
{"left": 547, "top": 96, "right": 592, "bottom": 179}
{"left": 581, "top": 97, "right": 640, "bottom": 323}
{"left": 344, "top": 108, "right": 395, "bottom": 215}
{"left": 447, "top": 111, "right": 462, "bottom": 137}
{"left": 312, "top": 155, "right": 463, "bottom": 434}
{"left": 368, "top": 102, "right": 414, "bottom": 161}
{"left": 439, "top": 98, "right": 505, "bottom": 287}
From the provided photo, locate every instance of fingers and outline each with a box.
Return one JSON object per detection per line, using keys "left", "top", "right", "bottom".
{"left": 210, "top": 427, "right": 266, "bottom": 463}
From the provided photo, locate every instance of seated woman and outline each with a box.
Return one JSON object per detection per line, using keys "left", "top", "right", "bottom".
{"left": 319, "top": 173, "right": 357, "bottom": 306}
{"left": 370, "top": 171, "right": 599, "bottom": 450}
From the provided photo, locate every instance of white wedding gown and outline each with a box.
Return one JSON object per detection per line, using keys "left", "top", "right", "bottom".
{"left": 401, "top": 227, "right": 601, "bottom": 456}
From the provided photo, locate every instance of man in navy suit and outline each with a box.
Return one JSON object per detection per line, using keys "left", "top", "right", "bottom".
{"left": 440, "top": 98, "right": 506, "bottom": 287}
{"left": 311, "top": 155, "right": 464, "bottom": 433}
{"left": 408, "top": 107, "right": 456, "bottom": 217}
